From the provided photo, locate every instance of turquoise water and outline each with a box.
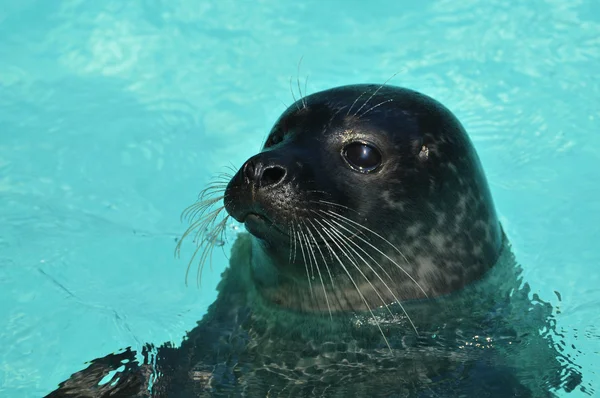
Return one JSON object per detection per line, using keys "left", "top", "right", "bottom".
{"left": 1, "top": 0, "right": 599, "bottom": 396}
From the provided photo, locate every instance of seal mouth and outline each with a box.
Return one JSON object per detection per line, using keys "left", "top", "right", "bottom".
{"left": 243, "top": 212, "right": 288, "bottom": 241}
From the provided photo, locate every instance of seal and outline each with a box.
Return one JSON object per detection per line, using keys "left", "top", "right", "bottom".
{"left": 220, "top": 83, "right": 504, "bottom": 317}
{"left": 46, "top": 84, "right": 583, "bottom": 397}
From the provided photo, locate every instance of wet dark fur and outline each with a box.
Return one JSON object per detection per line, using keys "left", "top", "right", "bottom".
{"left": 46, "top": 85, "right": 583, "bottom": 397}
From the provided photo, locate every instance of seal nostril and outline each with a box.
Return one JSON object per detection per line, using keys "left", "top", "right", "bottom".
{"left": 260, "top": 166, "right": 286, "bottom": 187}
{"left": 243, "top": 160, "right": 256, "bottom": 182}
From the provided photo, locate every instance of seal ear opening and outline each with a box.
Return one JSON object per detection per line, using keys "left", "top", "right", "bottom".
{"left": 418, "top": 145, "right": 429, "bottom": 161}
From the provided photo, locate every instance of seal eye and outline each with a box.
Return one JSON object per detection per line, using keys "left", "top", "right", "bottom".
{"left": 342, "top": 142, "right": 382, "bottom": 173}
{"left": 265, "top": 129, "right": 285, "bottom": 148}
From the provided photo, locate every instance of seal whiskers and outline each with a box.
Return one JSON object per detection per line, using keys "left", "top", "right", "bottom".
{"left": 311, "top": 199, "right": 361, "bottom": 215}
{"left": 352, "top": 72, "right": 399, "bottom": 117}
{"left": 318, "top": 217, "right": 420, "bottom": 335}
{"left": 302, "top": 220, "right": 334, "bottom": 320}
{"left": 315, "top": 221, "right": 394, "bottom": 352}
{"left": 180, "top": 195, "right": 224, "bottom": 224}
{"left": 179, "top": 207, "right": 229, "bottom": 287}
{"left": 346, "top": 91, "right": 367, "bottom": 116}
{"left": 306, "top": 218, "right": 337, "bottom": 288}
{"left": 288, "top": 77, "right": 300, "bottom": 111}
{"left": 179, "top": 176, "right": 231, "bottom": 223}
{"left": 289, "top": 223, "right": 298, "bottom": 265}
{"left": 176, "top": 172, "right": 234, "bottom": 287}
{"left": 358, "top": 98, "right": 394, "bottom": 119}
{"left": 320, "top": 208, "right": 428, "bottom": 298}
{"left": 317, "top": 218, "right": 398, "bottom": 318}
{"left": 296, "top": 56, "right": 308, "bottom": 109}
{"left": 298, "top": 225, "right": 316, "bottom": 280}
{"left": 295, "top": 223, "right": 315, "bottom": 298}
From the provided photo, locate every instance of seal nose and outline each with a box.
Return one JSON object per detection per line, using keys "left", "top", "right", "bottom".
{"left": 243, "top": 158, "right": 286, "bottom": 188}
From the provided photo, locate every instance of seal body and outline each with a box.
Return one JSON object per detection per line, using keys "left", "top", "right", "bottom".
{"left": 146, "top": 234, "right": 556, "bottom": 397}
{"left": 46, "top": 85, "right": 582, "bottom": 397}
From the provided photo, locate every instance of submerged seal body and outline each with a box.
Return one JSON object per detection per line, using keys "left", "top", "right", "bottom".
{"left": 47, "top": 85, "right": 582, "bottom": 397}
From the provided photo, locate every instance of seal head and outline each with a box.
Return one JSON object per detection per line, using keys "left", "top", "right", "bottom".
{"left": 224, "top": 84, "right": 503, "bottom": 313}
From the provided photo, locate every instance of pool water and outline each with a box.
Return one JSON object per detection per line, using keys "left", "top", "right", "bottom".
{"left": 1, "top": 0, "right": 598, "bottom": 396}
